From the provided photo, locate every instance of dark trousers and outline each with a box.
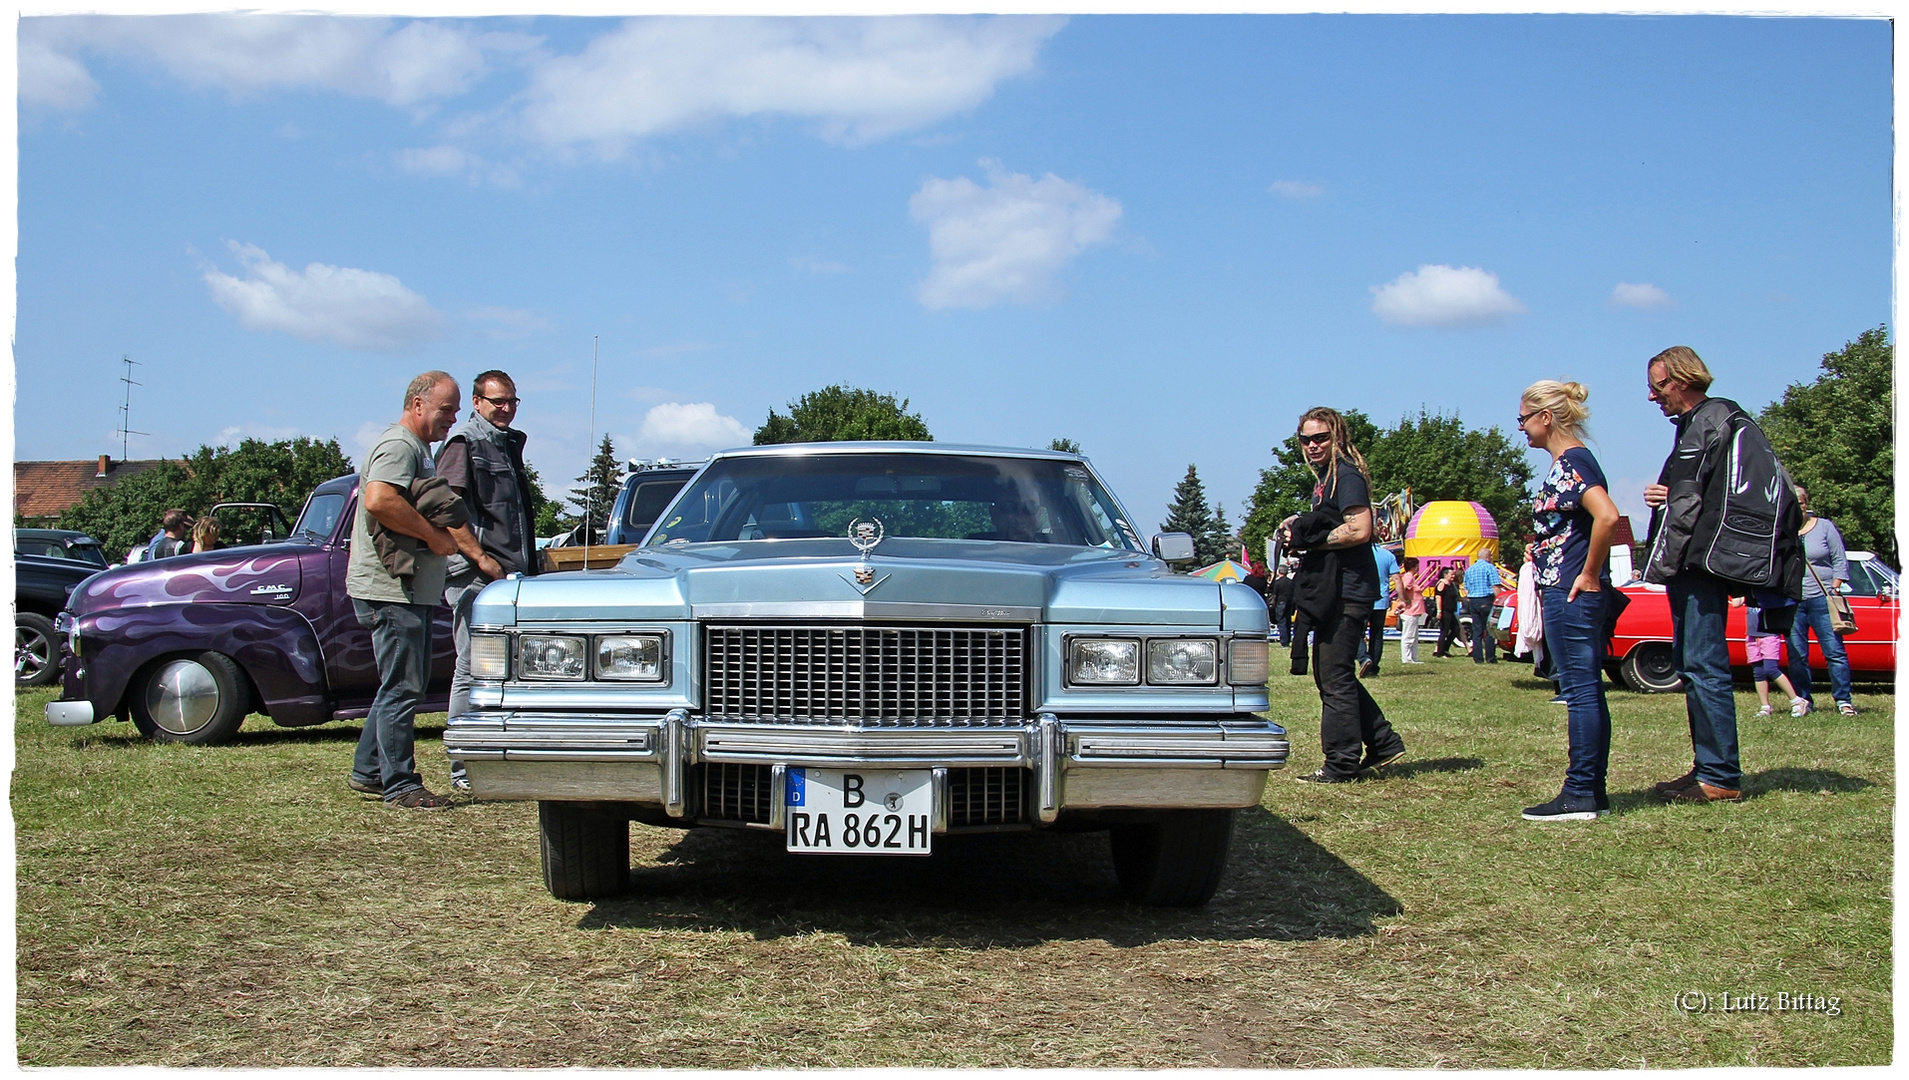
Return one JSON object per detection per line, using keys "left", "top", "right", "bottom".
{"left": 350, "top": 598, "right": 434, "bottom": 800}
{"left": 1272, "top": 601, "right": 1293, "bottom": 646}
{"left": 1465, "top": 596, "right": 1497, "bottom": 662}
{"left": 1361, "top": 609, "right": 1386, "bottom": 668}
{"left": 1436, "top": 603, "right": 1459, "bottom": 655}
{"left": 1313, "top": 601, "right": 1404, "bottom": 778}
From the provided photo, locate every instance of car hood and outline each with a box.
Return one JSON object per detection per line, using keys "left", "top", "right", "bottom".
{"left": 69, "top": 543, "right": 310, "bottom": 614}
{"left": 493, "top": 539, "right": 1262, "bottom": 629}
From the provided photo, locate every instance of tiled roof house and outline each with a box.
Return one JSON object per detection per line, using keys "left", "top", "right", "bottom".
{"left": 13, "top": 455, "right": 170, "bottom": 524}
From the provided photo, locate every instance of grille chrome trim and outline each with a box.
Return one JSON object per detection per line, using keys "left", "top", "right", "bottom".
{"left": 948, "top": 767, "right": 1029, "bottom": 827}
{"left": 703, "top": 624, "right": 1027, "bottom": 726}
{"left": 700, "top": 762, "right": 774, "bottom": 824}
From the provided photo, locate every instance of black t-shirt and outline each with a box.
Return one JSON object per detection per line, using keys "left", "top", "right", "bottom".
{"left": 1311, "top": 459, "right": 1380, "bottom": 605}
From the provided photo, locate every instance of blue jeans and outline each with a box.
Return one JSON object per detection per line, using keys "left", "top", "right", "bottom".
{"left": 443, "top": 578, "right": 489, "bottom": 783}
{"left": 350, "top": 599, "right": 434, "bottom": 800}
{"left": 1666, "top": 573, "right": 1740, "bottom": 789}
{"left": 1541, "top": 585, "right": 1612, "bottom": 798}
{"left": 1465, "top": 597, "right": 1497, "bottom": 662}
{"left": 1785, "top": 593, "right": 1854, "bottom": 707}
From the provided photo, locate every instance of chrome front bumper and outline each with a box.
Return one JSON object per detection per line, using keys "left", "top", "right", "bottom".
{"left": 445, "top": 710, "right": 1288, "bottom": 822}
{"left": 45, "top": 700, "right": 97, "bottom": 726}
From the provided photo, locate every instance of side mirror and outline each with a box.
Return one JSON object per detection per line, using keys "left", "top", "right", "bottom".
{"left": 1152, "top": 532, "right": 1197, "bottom": 564}
{"left": 1880, "top": 584, "right": 1896, "bottom": 601}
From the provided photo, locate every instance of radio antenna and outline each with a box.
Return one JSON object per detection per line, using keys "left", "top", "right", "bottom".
{"left": 584, "top": 335, "right": 599, "bottom": 563}
{"left": 115, "top": 356, "right": 148, "bottom": 461}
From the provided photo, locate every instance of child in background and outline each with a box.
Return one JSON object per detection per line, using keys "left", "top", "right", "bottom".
{"left": 1734, "top": 594, "right": 1806, "bottom": 718}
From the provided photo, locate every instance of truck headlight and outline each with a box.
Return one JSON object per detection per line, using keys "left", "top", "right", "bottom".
{"left": 470, "top": 633, "right": 510, "bottom": 679}
{"left": 596, "top": 634, "right": 666, "bottom": 681}
{"left": 1069, "top": 639, "right": 1140, "bottom": 685}
{"left": 1147, "top": 638, "right": 1219, "bottom": 685}
{"left": 519, "top": 635, "right": 587, "bottom": 680}
{"left": 1227, "top": 638, "right": 1270, "bottom": 685}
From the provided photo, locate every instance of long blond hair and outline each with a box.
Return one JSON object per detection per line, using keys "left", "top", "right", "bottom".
{"left": 1297, "top": 406, "right": 1370, "bottom": 498}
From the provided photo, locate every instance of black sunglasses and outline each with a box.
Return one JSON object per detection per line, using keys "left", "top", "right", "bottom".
{"left": 479, "top": 395, "right": 521, "bottom": 407}
{"left": 1296, "top": 432, "right": 1332, "bottom": 446}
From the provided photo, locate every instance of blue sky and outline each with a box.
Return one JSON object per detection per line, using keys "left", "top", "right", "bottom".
{"left": 10, "top": 11, "right": 1894, "bottom": 541}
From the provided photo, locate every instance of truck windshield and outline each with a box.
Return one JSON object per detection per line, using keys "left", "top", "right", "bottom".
{"left": 647, "top": 453, "right": 1144, "bottom": 552}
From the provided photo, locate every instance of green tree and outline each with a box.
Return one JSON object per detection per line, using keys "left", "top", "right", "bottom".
{"left": 57, "top": 437, "right": 354, "bottom": 558}
{"left": 1162, "top": 465, "right": 1227, "bottom": 564}
{"left": 754, "top": 386, "right": 932, "bottom": 444}
{"left": 1048, "top": 437, "right": 1082, "bottom": 454}
{"left": 1208, "top": 502, "right": 1236, "bottom": 565}
{"left": 1239, "top": 409, "right": 1533, "bottom": 565}
{"left": 1761, "top": 325, "right": 1895, "bottom": 563}
{"left": 567, "top": 435, "right": 624, "bottom": 541}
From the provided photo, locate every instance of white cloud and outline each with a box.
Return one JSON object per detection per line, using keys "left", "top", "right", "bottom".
{"left": 394, "top": 144, "right": 521, "bottom": 187}
{"left": 515, "top": 16, "right": 1064, "bottom": 155}
{"left": 19, "top": 33, "right": 99, "bottom": 110}
{"left": 204, "top": 241, "right": 444, "bottom": 350}
{"left": 20, "top": 15, "right": 532, "bottom": 111}
{"left": 215, "top": 423, "right": 305, "bottom": 448}
{"left": 911, "top": 159, "right": 1122, "bottom": 310}
{"left": 635, "top": 402, "right": 751, "bottom": 449}
{"left": 1268, "top": 179, "right": 1324, "bottom": 199}
{"left": 1610, "top": 281, "right": 1675, "bottom": 310}
{"left": 1370, "top": 264, "right": 1525, "bottom": 328}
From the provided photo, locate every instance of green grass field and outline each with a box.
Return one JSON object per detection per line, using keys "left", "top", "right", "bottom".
{"left": 12, "top": 657, "right": 1893, "bottom": 1066}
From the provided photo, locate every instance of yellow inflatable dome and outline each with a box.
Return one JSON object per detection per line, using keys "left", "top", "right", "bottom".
{"left": 1403, "top": 500, "right": 1500, "bottom": 566}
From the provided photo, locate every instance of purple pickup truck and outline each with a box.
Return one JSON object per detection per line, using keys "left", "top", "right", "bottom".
{"left": 43, "top": 473, "right": 453, "bottom": 744}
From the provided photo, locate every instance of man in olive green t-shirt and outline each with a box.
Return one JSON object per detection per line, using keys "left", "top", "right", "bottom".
{"left": 346, "top": 370, "right": 489, "bottom": 810}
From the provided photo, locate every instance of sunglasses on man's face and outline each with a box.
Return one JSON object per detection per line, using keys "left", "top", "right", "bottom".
{"left": 1297, "top": 432, "right": 1332, "bottom": 446}
{"left": 480, "top": 395, "right": 521, "bottom": 407}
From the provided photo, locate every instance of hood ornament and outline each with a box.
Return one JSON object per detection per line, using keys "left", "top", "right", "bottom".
{"left": 841, "top": 517, "right": 890, "bottom": 595}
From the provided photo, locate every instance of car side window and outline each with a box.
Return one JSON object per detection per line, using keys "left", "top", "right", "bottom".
{"left": 1842, "top": 563, "right": 1878, "bottom": 597}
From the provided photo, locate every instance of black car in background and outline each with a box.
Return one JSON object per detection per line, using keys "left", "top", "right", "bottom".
{"left": 15, "top": 529, "right": 107, "bottom": 686}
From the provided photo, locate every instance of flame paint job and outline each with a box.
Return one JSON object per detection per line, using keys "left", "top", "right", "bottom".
{"left": 53, "top": 474, "right": 454, "bottom": 729}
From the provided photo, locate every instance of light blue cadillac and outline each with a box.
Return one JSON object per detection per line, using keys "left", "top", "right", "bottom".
{"left": 448, "top": 442, "right": 1287, "bottom": 906}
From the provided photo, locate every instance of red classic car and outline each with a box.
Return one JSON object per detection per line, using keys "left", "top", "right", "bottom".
{"left": 1496, "top": 552, "right": 1899, "bottom": 693}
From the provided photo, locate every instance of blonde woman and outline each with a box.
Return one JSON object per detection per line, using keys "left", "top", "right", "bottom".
{"left": 1518, "top": 380, "right": 1620, "bottom": 821}
{"left": 191, "top": 516, "right": 221, "bottom": 553}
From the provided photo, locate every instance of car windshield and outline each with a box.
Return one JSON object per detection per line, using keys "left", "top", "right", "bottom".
{"left": 294, "top": 492, "right": 348, "bottom": 542}
{"left": 647, "top": 453, "right": 1145, "bottom": 552}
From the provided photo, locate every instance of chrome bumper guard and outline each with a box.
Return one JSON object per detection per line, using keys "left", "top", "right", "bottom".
{"left": 45, "top": 700, "right": 97, "bottom": 727}
{"left": 447, "top": 710, "right": 1289, "bottom": 822}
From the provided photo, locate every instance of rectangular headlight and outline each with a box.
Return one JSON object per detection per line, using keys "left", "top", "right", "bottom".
{"left": 1227, "top": 638, "right": 1270, "bottom": 685}
{"left": 1069, "top": 638, "right": 1140, "bottom": 685}
{"left": 596, "top": 634, "right": 666, "bottom": 682}
{"left": 470, "top": 633, "right": 510, "bottom": 679}
{"left": 1147, "top": 638, "right": 1219, "bottom": 685}
{"left": 519, "top": 634, "right": 587, "bottom": 680}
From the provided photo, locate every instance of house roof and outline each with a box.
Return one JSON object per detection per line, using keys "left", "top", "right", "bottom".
{"left": 13, "top": 457, "right": 170, "bottom": 520}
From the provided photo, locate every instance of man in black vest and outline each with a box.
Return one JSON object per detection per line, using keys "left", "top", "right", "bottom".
{"left": 436, "top": 370, "right": 528, "bottom": 790}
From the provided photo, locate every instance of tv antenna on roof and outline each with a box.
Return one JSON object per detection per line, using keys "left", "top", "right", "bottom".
{"left": 116, "top": 356, "right": 149, "bottom": 461}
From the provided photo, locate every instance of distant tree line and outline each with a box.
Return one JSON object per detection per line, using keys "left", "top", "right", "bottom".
{"left": 1761, "top": 325, "right": 1894, "bottom": 564}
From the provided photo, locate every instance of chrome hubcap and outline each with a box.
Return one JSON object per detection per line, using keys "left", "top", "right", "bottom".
{"left": 16, "top": 626, "right": 51, "bottom": 679}
{"left": 145, "top": 659, "right": 219, "bottom": 734}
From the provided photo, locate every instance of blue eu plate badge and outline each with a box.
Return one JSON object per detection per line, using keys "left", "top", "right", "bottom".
{"left": 786, "top": 767, "right": 806, "bottom": 806}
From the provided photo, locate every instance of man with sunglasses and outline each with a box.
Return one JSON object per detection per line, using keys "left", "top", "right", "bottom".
{"left": 435, "top": 370, "right": 531, "bottom": 790}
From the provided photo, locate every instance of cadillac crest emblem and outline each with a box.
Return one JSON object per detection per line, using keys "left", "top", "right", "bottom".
{"left": 841, "top": 518, "right": 890, "bottom": 595}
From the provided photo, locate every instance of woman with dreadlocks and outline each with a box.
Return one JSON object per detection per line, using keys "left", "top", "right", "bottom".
{"left": 1278, "top": 406, "right": 1408, "bottom": 783}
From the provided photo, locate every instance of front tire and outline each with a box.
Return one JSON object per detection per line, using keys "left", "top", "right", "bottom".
{"left": 1110, "top": 808, "right": 1235, "bottom": 907}
{"left": 15, "top": 613, "right": 59, "bottom": 687}
{"left": 129, "top": 652, "right": 251, "bottom": 744}
{"left": 1619, "top": 642, "right": 1683, "bottom": 693}
{"left": 539, "top": 801, "right": 630, "bottom": 901}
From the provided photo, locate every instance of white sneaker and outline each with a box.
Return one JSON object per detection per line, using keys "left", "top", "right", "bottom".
{"left": 1754, "top": 704, "right": 1775, "bottom": 717}
{"left": 1790, "top": 697, "right": 1812, "bottom": 717}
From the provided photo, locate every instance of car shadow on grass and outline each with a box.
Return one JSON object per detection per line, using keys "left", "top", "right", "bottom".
{"left": 574, "top": 805, "right": 1400, "bottom": 948}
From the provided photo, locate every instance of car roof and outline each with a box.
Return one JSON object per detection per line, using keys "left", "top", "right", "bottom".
{"left": 14, "top": 528, "right": 99, "bottom": 543}
{"left": 708, "top": 441, "right": 1083, "bottom": 463}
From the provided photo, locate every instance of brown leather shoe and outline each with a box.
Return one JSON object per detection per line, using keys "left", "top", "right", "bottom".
{"left": 1666, "top": 781, "right": 1742, "bottom": 803}
{"left": 1653, "top": 768, "right": 1700, "bottom": 796}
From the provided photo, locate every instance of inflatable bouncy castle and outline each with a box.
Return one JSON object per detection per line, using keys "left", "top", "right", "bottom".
{"left": 1403, "top": 501, "right": 1500, "bottom": 580}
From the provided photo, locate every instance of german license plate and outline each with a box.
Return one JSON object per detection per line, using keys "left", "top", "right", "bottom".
{"left": 785, "top": 768, "right": 933, "bottom": 855}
